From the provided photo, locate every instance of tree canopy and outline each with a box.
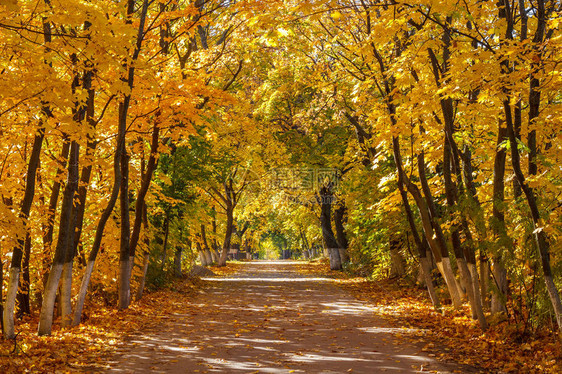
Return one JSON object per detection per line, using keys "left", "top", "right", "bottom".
{"left": 1, "top": 0, "right": 562, "bottom": 346}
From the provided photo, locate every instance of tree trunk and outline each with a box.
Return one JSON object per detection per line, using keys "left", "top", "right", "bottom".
{"left": 136, "top": 250, "right": 150, "bottom": 301}
{"left": 128, "top": 123, "right": 159, "bottom": 276}
{"left": 59, "top": 260, "right": 74, "bottom": 327}
{"left": 116, "top": 0, "right": 149, "bottom": 311}
{"left": 319, "top": 186, "right": 342, "bottom": 270}
{"left": 444, "top": 113, "right": 487, "bottom": 328}
{"left": 70, "top": 67, "right": 96, "bottom": 270}
{"left": 479, "top": 254, "right": 490, "bottom": 310}
{"left": 442, "top": 135, "right": 487, "bottom": 327}
{"left": 197, "top": 242, "right": 208, "bottom": 266}
{"left": 199, "top": 251, "right": 207, "bottom": 266}
{"left": 416, "top": 150, "right": 463, "bottom": 309}
{"left": 38, "top": 140, "right": 79, "bottom": 336}
{"left": 60, "top": 141, "right": 81, "bottom": 328}
{"left": 504, "top": 100, "right": 562, "bottom": 336}
{"left": 211, "top": 209, "right": 221, "bottom": 261}
{"left": 218, "top": 205, "right": 234, "bottom": 266}
{"left": 490, "top": 122, "right": 509, "bottom": 314}
{"left": 396, "top": 176, "right": 441, "bottom": 311}
{"left": 72, "top": 97, "right": 126, "bottom": 326}
{"left": 388, "top": 239, "right": 406, "bottom": 278}
{"left": 160, "top": 215, "right": 170, "bottom": 271}
{"left": 429, "top": 17, "right": 487, "bottom": 325}
{"left": 118, "top": 150, "right": 131, "bottom": 310}
{"left": 135, "top": 202, "right": 151, "bottom": 302}
{"left": 201, "top": 224, "right": 214, "bottom": 264}
{"left": 174, "top": 246, "right": 182, "bottom": 277}
{"left": 209, "top": 247, "right": 218, "bottom": 263}
{"left": 334, "top": 204, "right": 350, "bottom": 264}
{"left": 71, "top": 139, "right": 124, "bottom": 327}
{"left": 420, "top": 255, "right": 441, "bottom": 311}
{"left": 0, "top": 257, "right": 3, "bottom": 334}
{"left": 16, "top": 234, "right": 32, "bottom": 316}
{"left": 41, "top": 138, "right": 70, "bottom": 291}
{"left": 3, "top": 125, "right": 45, "bottom": 338}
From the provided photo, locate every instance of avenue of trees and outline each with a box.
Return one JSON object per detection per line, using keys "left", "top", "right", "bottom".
{"left": 1, "top": 0, "right": 562, "bottom": 341}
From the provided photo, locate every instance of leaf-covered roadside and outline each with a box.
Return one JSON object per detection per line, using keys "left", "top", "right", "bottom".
{"left": 0, "top": 278, "right": 202, "bottom": 373}
{"left": 337, "top": 278, "right": 560, "bottom": 372}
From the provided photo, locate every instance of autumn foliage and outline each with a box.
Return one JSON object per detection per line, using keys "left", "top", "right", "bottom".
{"left": 1, "top": 0, "right": 562, "bottom": 371}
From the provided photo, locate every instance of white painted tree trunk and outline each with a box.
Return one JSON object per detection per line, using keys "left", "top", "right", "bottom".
{"left": 420, "top": 257, "right": 441, "bottom": 312}
{"left": 204, "top": 249, "right": 213, "bottom": 265}
{"left": 455, "top": 263, "right": 467, "bottom": 301}
{"left": 129, "top": 255, "right": 135, "bottom": 279}
{"left": 118, "top": 258, "right": 131, "bottom": 310}
{"left": 437, "top": 258, "right": 462, "bottom": 309}
{"left": 469, "top": 263, "right": 488, "bottom": 330}
{"left": 199, "top": 251, "right": 208, "bottom": 266}
{"left": 2, "top": 268, "right": 20, "bottom": 339}
{"left": 457, "top": 259, "right": 475, "bottom": 318}
{"left": 210, "top": 249, "right": 218, "bottom": 263}
{"left": 491, "top": 258, "right": 507, "bottom": 314}
{"left": 389, "top": 250, "right": 406, "bottom": 278}
{"left": 72, "top": 260, "right": 95, "bottom": 326}
{"left": 60, "top": 261, "right": 74, "bottom": 327}
{"left": 218, "top": 247, "right": 228, "bottom": 266}
{"left": 136, "top": 251, "right": 150, "bottom": 301}
{"left": 38, "top": 263, "right": 64, "bottom": 335}
{"left": 479, "top": 257, "right": 490, "bottom": 309}
{"left": 458, "top": 258, "right": 488, "bottom": 331}
{"left": 544, "top": 274, "right": 562, "bottom": 338}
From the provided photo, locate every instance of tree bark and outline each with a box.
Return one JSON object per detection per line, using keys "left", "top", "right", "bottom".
{"left": 38, "top": 140, "right": 79, "bottom": 336}
{"left": 334, "top": 203, "right": 350, "bottom": 264}
{"left": 439, "top": 90, "right": 488, "bottom": 329}
{"left": 442, "top": 135, "right": 487, "bottom": 328}
{"left": 392, "top": 137, "right": 455, "bottom": 303}
{"left": 160, "top": 214, "right": 170, "bottom": 271}
{"left": 495, "top": 0, "right": 562, "bottom": 335}
{"left": 197, "top": 241, "right": 208, "bottom": 266}
{"left": 427, "top": 17, "right": 488, "bottom": 326}
{"left": 128, "top": 123, "right": 159, "bottom": 275}
{"left": 0, "top": 257, "right": 3, "bottom": 334}
{"left": 118, "top": 150, "right": 132, "bottom": 310}
{"left": 218, "top": 204, "right": 234, "bottom": 266}
{"left": 174, "top": 246, "right": 182, "bottom": 277}
{"left": 415, "top": 150, "right": 463, "bottom": 309}
{"left": 319, "top": 186, "right": 342, "bottom": 270}
{"left": 491, "top": 122, "right": 509, "bottom": 314}
{"left": 211, "top": 208, "right": 220, "bottom": 260}
{"left": 70, "top": 65, "right": 96, "bottom": 269}
{"left": 3, "top": 131, "right": 44, "bottom": 338}
{"left": 135, "top": 201, "right": 151, "bottom": 302}
{"left": 41, "top": 138, "right": 70, "bottom": 290}
{"left": 396, "top": 178, "right": 441, "bottom": 311}
{"left": 16, "top": 234, "right": 32, "bottom": 316}
{"left": 504, "top": 101, "right": 562, "bottom": 335}
{"left": 3, "top": 119, "right": 46, "bottom": 338}
{"left": 116, "top": 0, "right": 150, "bottom": 311}
{"left": 201, "top": 224, "right": 214, "bottom": 264}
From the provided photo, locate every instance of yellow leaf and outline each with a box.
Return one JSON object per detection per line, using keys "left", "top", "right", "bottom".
{"left": 331, "top": 11, "right": 342, "bottom": 20}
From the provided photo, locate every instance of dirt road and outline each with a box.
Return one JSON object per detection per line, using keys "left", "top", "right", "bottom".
{"left": 105, "top": 261, "right": 465, "bottom": 373}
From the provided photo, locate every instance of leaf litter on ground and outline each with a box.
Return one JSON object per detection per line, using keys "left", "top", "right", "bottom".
{"left": 2, "top": 260, "right": 560, "bottom": 373}
{"left": 299, "top": 259, "right": 561, "bottom": 374}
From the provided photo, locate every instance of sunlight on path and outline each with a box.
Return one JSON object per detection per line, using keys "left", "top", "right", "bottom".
{"left": 202, "top": 277, "right": 335, "bottom": 282}
{"left": 105, "top": 261, "right": 465, "bottom": 373}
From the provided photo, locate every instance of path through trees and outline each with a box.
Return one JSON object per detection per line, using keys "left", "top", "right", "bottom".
{"left": 105, "top": 261, "right": 468, "bottom": 373}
